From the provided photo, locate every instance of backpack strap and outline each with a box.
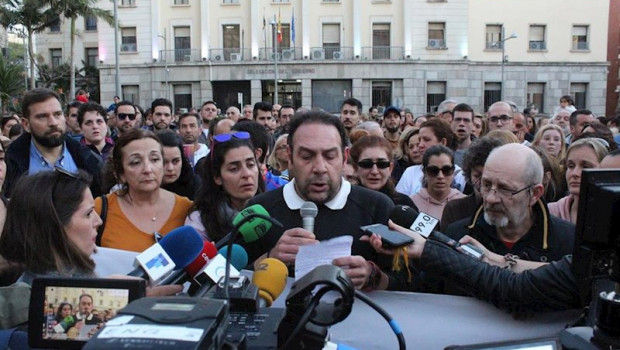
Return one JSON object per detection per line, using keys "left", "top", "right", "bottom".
{"left": 96, "top": 194, "right": 108, "bottom": 246}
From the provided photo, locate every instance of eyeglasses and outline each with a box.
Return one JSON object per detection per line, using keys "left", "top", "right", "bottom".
{"left": 357, "top": 159, "right": 391, "bottom": 169}
{"left": 488, "top": 115, "right": 512, "bottom": 124}
{"left": 117, "top": 113, "right": 136, "bottom": 121}
{"left": 480, "top": 180, "right": 532, "bottom": 199}
{"left": 424, "top": 165, "right": 455, "bottom": 177}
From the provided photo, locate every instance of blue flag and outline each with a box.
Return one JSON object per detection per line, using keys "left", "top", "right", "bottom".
{"left": 291, "top": 8, "right": 295, "bottom": 45}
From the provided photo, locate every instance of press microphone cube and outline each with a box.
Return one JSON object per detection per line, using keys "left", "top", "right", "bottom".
{"left": 133, "top": 244, "right": 176, "bottom": 284}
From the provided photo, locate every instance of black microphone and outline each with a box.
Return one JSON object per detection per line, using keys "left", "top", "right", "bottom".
{"left": 389, "top": 205, "right": 483, "bottom": 260}
{"left": 300, "top": 201, "right": 318, "bottom": 233}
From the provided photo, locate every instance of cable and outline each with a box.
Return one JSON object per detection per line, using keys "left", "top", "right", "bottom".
{"left": 278, "top": 286, "right": 331, "bottom": 350}
{"left": 354, "top": 290, "right": 406, "bottom": 350}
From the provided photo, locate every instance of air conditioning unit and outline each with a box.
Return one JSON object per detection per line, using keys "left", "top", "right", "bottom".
{"left": 213, "top": 54, "right": 224, "bottom": 61}
{"left": 311, "top": 48, "right": 325, "bottom": 60}
{"left": 332, "top": 51, "right": 344, "bottom": 60}
{"left": 270, "top": 52, "right": 281, "bottom": 61}
{"left": 428, "top": 39, "right": 442, "bottom": 48}
{"left": 529, "top": 42, "right": 545, "bottom": 50}
{"left": 121, "top": 44, "right": 132, "bottom": 52}
{"left": 230, "top": 53, "right": 242, "bottom": 61}
{"left": 281, "top": 49, "right": 295, "bottom": 61}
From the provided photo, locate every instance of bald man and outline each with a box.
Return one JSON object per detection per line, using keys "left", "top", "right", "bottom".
{"left": 226, "top": 106, "right": 241, "bottom": 122}
{"left": 486, "top": 101, "right": 515, "bottom": 132}
{"left": 601, "top": 150, "right": 620, "bottom": 168}
{"left": 445, "top": 143, "right": 574, "bottom": 263}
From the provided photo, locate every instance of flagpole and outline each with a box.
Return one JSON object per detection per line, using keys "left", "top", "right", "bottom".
{"left": 271, "top": 15, "right": 279, "bottom": 105}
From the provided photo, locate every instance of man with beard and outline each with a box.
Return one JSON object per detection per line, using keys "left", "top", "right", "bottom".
{"left": 114, "top": 101, "right": 139, "bottom": 140}
{"left": 147, "top": 98, "right": 174, "bottom": 131}
{"left": 253, "top": 101, "right": 275, "bottom": 135}
{"left": 243, "top": 111, "right": 411, "bottom": 291}
{"left": 178, "top": 112, "right": 209, "bottom": 166}
{"left": 445, "top": 143, "right": 574, "bottom": 263}
{"left": 3, "top": 88, "right": 103, "bottom": 197}
{"left": 450, "top": 103, "right": 474, "bottom": 167}
{"left": 340, "top": 98, "right": 362, "bottom": 144}
{"left": 382, "top": 106, "right": 402, "bottom": 151}
{"left": 77, "top": 102, "right": 114, "bottom": 162}
{"left": 198, "top": 101, "right": 218, "bottom": 144}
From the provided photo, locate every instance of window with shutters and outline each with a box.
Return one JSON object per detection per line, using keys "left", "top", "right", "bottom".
{"left": 121, "top": 27, "right": 137, "bottom": 52}
{"left": 322, "top": 23, "right": 340, "bottom": 59}
{"left": 572, "top": 25, "right": 589, "bottom": 51}
{"left": 428, "top": 22, "right": 446, "bottom": 49}
{"left": 571, "top": 83, "right": 587, "bottom": 109}
{"left": 529, "top": 25, "right": 546, "bottom": 51}
{"left": 484, "top": 82, "right": 502, "bottom": 112}
{"left": 174, "top": 26, "right": 191, "bottom": 62}
{"left": 485, "top": 24, "right": 502, "bottom": 50}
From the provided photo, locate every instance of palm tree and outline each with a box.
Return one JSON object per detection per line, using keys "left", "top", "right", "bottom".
{"left": 48, "top": 0, "right": 113, "bottom": 100}
{"left": 0, "top": 0, "right": 58, "bottom": 90}
{"left": 0, "top": 55, "right": 25, "bottom": 114}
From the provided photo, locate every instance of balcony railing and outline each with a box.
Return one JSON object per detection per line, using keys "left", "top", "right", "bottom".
{"left": 360, "top": 46, "right": 405, "bottom": 59}
{"left": 572, "top": 41, "right": 589, "bottom": 50}
{"left": 159, "top": 49, "right": 202, "bottom": 62}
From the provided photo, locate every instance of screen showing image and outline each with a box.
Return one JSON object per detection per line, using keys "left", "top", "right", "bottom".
{"left": 41, "top": 286, "right": 130, "bottom": 342}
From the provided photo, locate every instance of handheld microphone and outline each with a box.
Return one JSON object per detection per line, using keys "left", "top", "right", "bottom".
{"left": 53, "top": 316, "right": 75, "bottom": 333}
{"left": 300, "top": 201, "right": 318, "bottom": 233}
{"left": 252, "top": 258, "right": 289, "bottom": 308}
{"left": 390, "top": 205, "right": 483, "bottom": 260}
{"left": 218, "top": 244, "right": 249, "bottom": 271}
{"left": 191, "top": 245, "right": 249, "bottom": 297}
{"left": 127, "top": 226, "right": 203, "bottom": 284}
{"left": 214, "top": 204, "right": 279, "bottom": 249}
{"left": 159, "top": 240, "right": 218, "bottom": 286}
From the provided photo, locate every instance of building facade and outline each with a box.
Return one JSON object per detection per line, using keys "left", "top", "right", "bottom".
{"left": 35, "top": 0, "right": 610, "bottom": 115}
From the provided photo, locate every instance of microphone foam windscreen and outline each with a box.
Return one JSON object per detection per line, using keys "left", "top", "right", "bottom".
{"left": 389, "top": 205, "right": 418, "bottom": 228}
{"left": 233, "top": 204, "right": 273, "bottom": 243}
{"left": 185, "top": 241, "right": 218, "bottom": 277}
{"left": 159, "top": 226, "right": 204, "bottom": 270}
{"left": 219, "top": 244, "right": 249, "bottom": 270}
{"left": 252, "top": 258, "right": 289, "bottom": 306}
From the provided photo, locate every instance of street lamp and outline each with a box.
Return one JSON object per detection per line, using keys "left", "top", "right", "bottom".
{"left": 500, "top": 28, "right": 517, "bottom": 99}
{"left": 158, "top": 29, "right": 169, "bottom": 100}
{"left": 270, "top": 18, "right": 279, "bottom": 105}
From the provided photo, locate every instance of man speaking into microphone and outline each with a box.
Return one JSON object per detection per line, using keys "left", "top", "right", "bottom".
{"left": 243, "top": 111, "right": 412, "bottom": 291}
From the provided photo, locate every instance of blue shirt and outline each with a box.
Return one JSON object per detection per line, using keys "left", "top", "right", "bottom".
{"left": 28, "top": 139, "right": 78, "bottom": 174}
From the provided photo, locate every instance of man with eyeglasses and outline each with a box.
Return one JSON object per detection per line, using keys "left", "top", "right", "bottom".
{"left": 486, "top": 101, "right": 515, "bottom": 131}
{"left": 450, "top": 103, "right": 475, "bottom": 167}
{"left": 198, "top": 101, "right": 218, "bottom": 144}
{"left": 435, "top": 99, "right": 457, "bottom": 123}
{"left": 114, "top": 101, "right": 139, "bottom": 140}
{"left": 78, "top": 102, "right": 114, "bottom": 162}
{"left": 445, "top": 143, "right": 574, "bottom": 264}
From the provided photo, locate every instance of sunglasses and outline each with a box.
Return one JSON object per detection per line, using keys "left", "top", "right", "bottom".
{"left": 357, "top": 159, "right": 391, "bottom": 169}
{"left": 212, "top": 131, "right": 251, "bottom": 143}
{"left": 117, "top": 113, "right": 136, "bottom": 121}
{"left": 211, "top": 131, "right": 251, "bottom": 160}
{"left": 425, "top": 165, "right": 455, "bottom": 177}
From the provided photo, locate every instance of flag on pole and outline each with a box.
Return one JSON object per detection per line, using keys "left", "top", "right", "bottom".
{"left": 263, "top": 15, "right": 266, "bottom": 30}
{"left": 277, "top": 9, "right": 282, "bottom": 43}
{"left": 291, "top": 8, "right": 295, "bottom": 45}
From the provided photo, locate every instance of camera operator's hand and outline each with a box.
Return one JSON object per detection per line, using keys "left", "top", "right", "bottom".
{"left": 361, "top": 220, "right": 426, "bottom": 259}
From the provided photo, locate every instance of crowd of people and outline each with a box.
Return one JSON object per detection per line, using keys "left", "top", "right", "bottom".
{"left": 0, "top": 87, "right": 619, "bottom": 334}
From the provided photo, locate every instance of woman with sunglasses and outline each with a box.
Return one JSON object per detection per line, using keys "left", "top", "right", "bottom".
{"left": 411, "top": 145, "right": 465, "bottom": 222}
{"left": 96, "top": 129, "right": 193, "bottom": 252}
{"left": 186, "top": 132, "right": 265, "bottom": 242}
{"left": 156, "top": 130, "right": 201, "bottom": 200}
{"left": 396, "top": 118, "right": 466, "bottom": 196}
{"left": 350, "top": 136, "right": 415, "bottom": 207}
{"left": 548, "top": 138, "right": 609, "bottom": 224}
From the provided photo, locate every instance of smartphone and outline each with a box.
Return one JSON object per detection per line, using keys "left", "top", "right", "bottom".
{"left": 360, "top": 223, "right": 415, "bottom": 248}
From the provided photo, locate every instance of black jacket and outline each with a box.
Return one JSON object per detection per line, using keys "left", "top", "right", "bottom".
{"left": 420, "top": 240, "right": 581, "bottom": 312}
{"left": 3, "top": 133, "right": 104, "bottom": 198}
{"left": 445, "top": 200, "right": 575, "bottom": 263}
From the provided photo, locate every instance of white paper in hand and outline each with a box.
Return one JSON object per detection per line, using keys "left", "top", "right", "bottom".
{"left": 295, "top": 235, "right": 353, "bottom": 280}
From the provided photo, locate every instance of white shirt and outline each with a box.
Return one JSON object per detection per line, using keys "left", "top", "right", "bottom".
{"left": 193, "top": 143, "right": 210, "bottom": 166}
